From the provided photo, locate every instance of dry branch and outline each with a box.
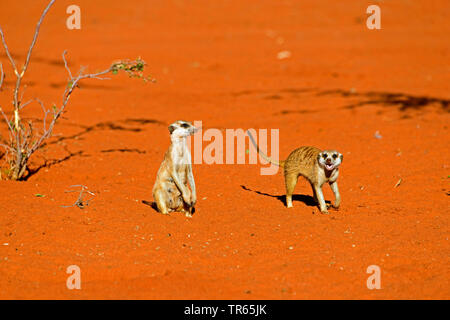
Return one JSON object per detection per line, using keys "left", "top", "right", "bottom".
{"left": 0, "top": 0, "right": 152, "bottom": 180}
{"left": 62, "top": 185, "right": 95, "bottom": 209}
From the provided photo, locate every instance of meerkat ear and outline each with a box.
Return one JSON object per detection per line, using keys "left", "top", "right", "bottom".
{"left": 168, "top": 124, "right": 176, "bottom": 134}
{"left": 340, "top": 154, "right": 343, "bottom": 162}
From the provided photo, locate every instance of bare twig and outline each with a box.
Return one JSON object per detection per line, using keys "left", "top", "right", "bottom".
{"left": 0, "top": 0, "right": 151, "bottom": 180}
{"left": 35, "top": 98, "right": 49, "bottom": 132}
{"left": 0, "top": 0, "right": 55, "bottom": 119}
{"left": 0, "top": 143, "right": 14, "bottom": 152}
{"left": 19, "top": 99, "right": 33, "bottom": 110}
{"left": 27, "top": 54, "right": 147, "bottom": 159}
{"left": 62, "top": 50, "right": 73, "bottom": 79}
{"left": 62, "top": 185, "right": 95, "bottom": 209}
{"left": 22, "top": 0, "right": 56, "bottom": 78}
{"left": 0, "top": 0, "right": 55, "bottom": 179}
{"left": 0, "top": 63, "right": 4, "bottom": 89}
{"left": 0, "top": 106, "right": 13, "bottom": 136}
{"left": 0, "top": 28, "right": 17, "bottom": 72}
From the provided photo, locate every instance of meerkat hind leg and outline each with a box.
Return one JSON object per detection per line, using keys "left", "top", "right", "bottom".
{"left": 310, "top": 182, "right": 318, "bottom": 204}
{"left": 184, "top": 203, "right": 194, "bottom": 218}
{"left": 173, "top": 188, "right": 193, "bottom": 217}
{"left": 284, "top": 173, "right": 298, "bottom": 208}
{"left": 183, "top": 188, "right": 194, "bottom": 217}
{"left": 175, "top": 199, "right": 193, "bottom": 217}
{"left": 154, "top": 189, "right": 170, "bottom": 215}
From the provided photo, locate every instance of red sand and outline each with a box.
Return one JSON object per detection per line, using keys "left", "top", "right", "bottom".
{"left": 0, "top": 0, "right": 448, "bottom": 299}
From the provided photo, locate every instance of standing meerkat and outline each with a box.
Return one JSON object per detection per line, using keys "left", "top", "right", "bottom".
{"left": 153, "top": 120, "right": 198, "bottom": 217}
{"left": 247, "top": 130, "right": 343, "bottom": 214}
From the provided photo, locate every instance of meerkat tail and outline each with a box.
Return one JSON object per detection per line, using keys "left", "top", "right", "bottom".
{"left": 247, "top": 129, "right": 284, "bottom": 167}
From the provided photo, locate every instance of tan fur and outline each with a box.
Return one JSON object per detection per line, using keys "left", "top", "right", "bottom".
{"left": 247, "top": 131, "right": 343, "bottom": 214}
{"left": 153, "top": 120, "right": 197, "bottom": 217}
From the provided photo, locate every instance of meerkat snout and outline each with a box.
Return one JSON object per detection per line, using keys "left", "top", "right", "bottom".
{"left": 318, "top": 150, "right": 343, "bottom": 172}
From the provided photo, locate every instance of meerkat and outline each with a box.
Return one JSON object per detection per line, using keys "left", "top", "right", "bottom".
{"left": 153, "top": 120, "right": 198, "bottom": 217}
{"left": 247, "top": 130, "right": 343, "bottom": 214}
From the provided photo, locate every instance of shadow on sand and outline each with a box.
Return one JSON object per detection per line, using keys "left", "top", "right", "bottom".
{"left": 240, "top": 185, "right": 331, "bottom": 208}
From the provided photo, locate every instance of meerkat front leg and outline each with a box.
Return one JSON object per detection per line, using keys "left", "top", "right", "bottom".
{"left": 329, "top": 181, "right": 341, "bottom": 209}
{"left": 187, "top": 166, "right": 196, "bottom": 206}
{"left": 179, "top": 188, "right": 193, "bottom": 217}
{"left": 313, "top": 184, "right": 329, "bottom": 214}
{"left": 171, "top": 170, "right": 192, "bottom": 205}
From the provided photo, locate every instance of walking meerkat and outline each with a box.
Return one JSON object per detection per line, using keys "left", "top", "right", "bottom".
{"left": 153, "top": 120, "right": 198, "bottom": 217}
{"left": 247, "top": 130, "right": 343, "bottom": 214}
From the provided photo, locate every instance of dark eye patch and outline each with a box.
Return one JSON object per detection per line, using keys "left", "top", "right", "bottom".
{"left": 181, "top": 123, "right": 189, "bottom": 128}
{"left": 322, "top": 153, "right": 328, "bottom": 159}
{"left": 332, "top": 154, "right": 338, "bottom": 159}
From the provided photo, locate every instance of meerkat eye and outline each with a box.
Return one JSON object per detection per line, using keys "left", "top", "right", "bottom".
{"left": 322, "top": 153, "right": 328, "bottom": 159}
{"left": 181, "top": 123, "right": 189, "bottom": 128}
{"left": 332, "top": 154, "right": 338, "bottom": 159}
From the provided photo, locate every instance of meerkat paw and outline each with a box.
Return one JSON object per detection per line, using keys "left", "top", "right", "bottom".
{"left": 185, "top": 211, "right": 193, "bottom": 218}
{"left": 332, "top": 203, "right": 340, "bottom": 210}
{"left": 286, "top": 199, "right": 293, "bottom": 208}
{"left": 320, "top": 208, "right": 330, "bottom": 214}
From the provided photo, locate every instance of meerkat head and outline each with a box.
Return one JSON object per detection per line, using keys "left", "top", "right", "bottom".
{"left": 317, "top": 150, "right": 343, "bottom": 171}
{"left": 168, "top": 120, "right": 198, "bottom": 138}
